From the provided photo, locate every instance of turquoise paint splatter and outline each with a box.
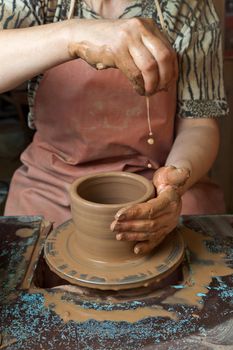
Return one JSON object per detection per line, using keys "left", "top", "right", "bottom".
{"left": 1, "top": 290, "right": 200, "bottom": 350}
{"left": 172, "top": 285, "right": 185, "bottom": 289}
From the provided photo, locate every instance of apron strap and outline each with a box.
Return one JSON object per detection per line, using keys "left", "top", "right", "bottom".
{"left": 68, "top": 0, "right": 76, "bottom": 19}
{"left": 154, "top": 0, "right": 166, "bottom": 32}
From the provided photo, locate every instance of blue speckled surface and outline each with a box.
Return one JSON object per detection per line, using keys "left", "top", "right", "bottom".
{"left": 1, "top": 291, "right": 200, "bottom": 350}
{"left": 1, "top": 215, "right": 233, "bottom": 349}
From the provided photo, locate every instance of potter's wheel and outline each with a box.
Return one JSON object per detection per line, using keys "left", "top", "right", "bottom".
{"left": 44, "top": 220, "right": 185, "bottom": 290}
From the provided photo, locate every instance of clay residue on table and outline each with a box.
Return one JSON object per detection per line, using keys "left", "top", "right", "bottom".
{"left": 21, "top": 221, "right": 52, "bottom": 290}
{"left": 16, "top": 228, "right": 35, "bottom": 238}
{"left": 45, "top": 221, "right": 184, "bottom": 290}
{"left": 39, "top": 226, "right": 233, "bottom": 323}
{"left": 41, "top": 290, "right": 177, "bottom": 323}
{"left": 163, "top": 227, "right": 233, "bottom": 307}
{"left": 15, "top": 228, "right": 38, "bottom": 265}
{"left": 2, "top": 228, "right": 38, "bottom": 291}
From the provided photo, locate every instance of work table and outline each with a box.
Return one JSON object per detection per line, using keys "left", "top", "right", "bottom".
{"left": 1, "top": 215, "right": 233, "bottom": 349}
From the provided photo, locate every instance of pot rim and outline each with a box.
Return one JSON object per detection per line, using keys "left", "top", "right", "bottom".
{"left": 69, "top": 171, "right": 155, "bottom": 209}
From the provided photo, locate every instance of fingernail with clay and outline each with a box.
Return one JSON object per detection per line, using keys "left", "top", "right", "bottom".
{"left": 116, "top": 213, "right": 126, "bottom": 221}
{"left": 115, "top": 209, "right": 127, "bottom": 220}
{"left": 110, "top": 221, "right": 118, "bottom": 231}
{"left": 116, "top": 234, "right": 122, "bottom": 241}
{"left": 134, "top": 246, "right": 140, "bottom": 254}
{"left": 96, "top": 62, "right": 106, "bottom": 70}
{"left": 177, "top": 168, "right": 187, "bottom": 174}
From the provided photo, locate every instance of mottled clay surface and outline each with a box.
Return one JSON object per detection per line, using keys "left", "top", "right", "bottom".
{"left": 1, "top": 216, "right": 233, "bottom": 349}
{"left": 45, "top": 171, "right": 184, "bottom": 289}
{"left": 69, "top": 172, "right": 155, "bottom": 263}
{"left": 44, "top": 220, "right": 184, "bottom": 289}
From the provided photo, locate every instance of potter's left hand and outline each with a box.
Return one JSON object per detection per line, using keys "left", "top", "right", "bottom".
{"left": 111, "top": 166, "right": 190, "bottom": 254}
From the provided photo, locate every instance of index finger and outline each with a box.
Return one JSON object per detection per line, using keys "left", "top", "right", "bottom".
{"left": 115, "top": 50, "right": 145, "bottom": 95}
{"left": 115, "top": 202, "right": 153, "bottom": 221}
{"left": 115, "top": 188, "right": 178, "bottom": 221}
{"left": 141, "top": 30, "right": 177, "bottom": 90}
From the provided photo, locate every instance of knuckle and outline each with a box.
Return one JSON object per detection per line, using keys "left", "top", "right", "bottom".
{"left": 120, "top": 18, "right": 144, "bottom": 38}
{"left": 122, "top": 233, "right": 130, "bottom": 240}
{"left": 138, "top": 233, "right": 146, "bottom": 239}
{"left": 157, "top": 47, "right": 173, "bottom": 65}
{"left": 124, "top": 222, "right": 132, "bottom": 231}
{"left": 148, "top": 206, "right": 154, "bottom": 219}
{"left": 148, "top": 221, "right": 157, "bottom": 231}
{"left": 143, "top": 59, "right": 157, "bottom": 73}
{"left": 118, "top": 28, "right": 131, "bottom": 42}
{"left": 128, "top": 17, "right": 144, "bottom": 28}
{"left": 129, "top": 204, "right": 143, "bottom": 218}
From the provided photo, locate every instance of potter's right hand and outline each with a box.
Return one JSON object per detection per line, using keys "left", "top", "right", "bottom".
{"left": 68, "top": 18, "right": 178, "bottom": 95}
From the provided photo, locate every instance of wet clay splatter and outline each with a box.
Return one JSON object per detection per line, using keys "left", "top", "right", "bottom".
{"left": 2, "top": 217, "right": 233, "bottom": 349}
{"left": 39, "top": 226, "right": 233, "bottom": 323}
{"left": 163, "top": 227, "right": 233, "bottom": 307}
{"left": 16, "top": 228, "right": 35, "bottom": 238}
{"left": 42, "top": 290, "right": 177, "bottom": 323}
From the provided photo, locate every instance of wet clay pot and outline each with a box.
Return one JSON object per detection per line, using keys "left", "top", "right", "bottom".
{"left": 69, "top": 171, "right": 155, "bottom": 265}
{"left": 45, "top": 171, "right": 184, "bottom": 289}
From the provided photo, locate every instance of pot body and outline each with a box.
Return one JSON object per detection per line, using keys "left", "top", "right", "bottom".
{"left": 69, "top": 172, "right": 155, "bottom": 264}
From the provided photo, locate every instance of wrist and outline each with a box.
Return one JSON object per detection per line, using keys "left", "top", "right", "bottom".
{"left": 66, "top": 19, "right": 101, "bottom": 59}
{"left": 62, "top": 19, "right": 81, "bottom": 59}
{"left": 46, "top": 20, "right": 78, "bottom": 61}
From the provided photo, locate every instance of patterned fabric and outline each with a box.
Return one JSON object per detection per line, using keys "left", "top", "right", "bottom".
{"left": 0, "top": 0, "right": 229, "bottom": 128}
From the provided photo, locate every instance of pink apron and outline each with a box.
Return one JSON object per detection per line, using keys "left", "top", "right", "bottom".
{"left": 5, "top": 59, "right": 225, "bottom": 225}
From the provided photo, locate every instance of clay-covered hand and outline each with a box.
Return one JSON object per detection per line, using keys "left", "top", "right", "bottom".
{"left": 68, "top": 18, "right": 178, "bottom": 95}
{"left": 111, "top": 166, "right": 190, "bottom": 254}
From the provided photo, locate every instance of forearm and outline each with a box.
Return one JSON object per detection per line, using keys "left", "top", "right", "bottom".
{"left": 0, "top": 20, "right": 78, "bottom": 92}
{"left": 165, "top": 118, "right": 220, "bottom": 194}
{"left": 0, "top": 17, "right": 176, "bottom": 95}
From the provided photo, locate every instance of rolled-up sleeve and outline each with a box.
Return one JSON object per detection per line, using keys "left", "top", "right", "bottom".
{"left": 173, "top": 0, "right": 228, "bottom": 118}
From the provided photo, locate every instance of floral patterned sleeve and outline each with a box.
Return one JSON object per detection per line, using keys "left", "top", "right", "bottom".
{"left": 163, "top": 0, "right": 228, "bottom": 118}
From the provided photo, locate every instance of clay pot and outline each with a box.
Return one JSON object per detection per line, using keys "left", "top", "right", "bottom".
{"left": 69, "top": 172, "right": 155, "bottom": 265}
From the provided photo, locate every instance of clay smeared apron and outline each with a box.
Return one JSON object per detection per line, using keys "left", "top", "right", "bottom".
{"left": 5, "top": 59, "right": 225, "bottom": 225}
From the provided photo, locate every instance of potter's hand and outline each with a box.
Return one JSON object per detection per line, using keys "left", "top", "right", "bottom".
{"left": 68, "top": 18, "right": 177, "bottom": 95}
{"left": 111, "top": 166, "right": 190, "bottom": 254}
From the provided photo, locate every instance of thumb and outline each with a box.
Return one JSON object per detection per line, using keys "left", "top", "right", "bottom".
{"left": 166, "top": 167, "right": 190, "bottom": 187}
{"left": 153, "top": 166, "right": 190, "bottom": 194}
